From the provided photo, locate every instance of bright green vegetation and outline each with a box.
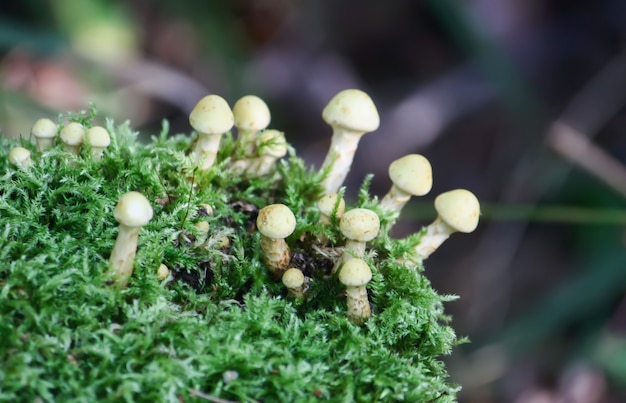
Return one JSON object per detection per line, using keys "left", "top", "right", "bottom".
{"left": 0, "top": 110, "right": 461, "bottom": 402}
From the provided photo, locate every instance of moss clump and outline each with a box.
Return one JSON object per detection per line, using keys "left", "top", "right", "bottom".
{"left": 0, "top": 109, "right": 462, "bottom": 402}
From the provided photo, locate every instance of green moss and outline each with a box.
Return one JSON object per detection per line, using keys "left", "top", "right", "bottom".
{"left": 0, "top": 111, "right": 461, "bottom": 402}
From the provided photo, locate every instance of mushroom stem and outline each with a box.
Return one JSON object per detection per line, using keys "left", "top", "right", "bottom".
{"left": 320, "top": 129, "right": 361, "bottom": 195}
{"left": 414, "top": 217, "right": 455, "bottom": 259}
{"left": 191, "top": 133, "right": 222, "bottom": 170}
{"left": 345, "top": 284, "right": 371, "bottom": 325}
{"left": 379, "top": 185, "right": 412, "bottom": 213}
{"left": 260, "top": 236, "right": 291, "bottom": 279}
{"left": 109, "top": 224, "right": 141, "bottom": 287}
{"left": 282, "top": 268, "right": 308, "bottom": 298}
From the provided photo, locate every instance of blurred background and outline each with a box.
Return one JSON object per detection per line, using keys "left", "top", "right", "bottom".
{"left": 2, "top": 0, "right": 626, "bottom": 401}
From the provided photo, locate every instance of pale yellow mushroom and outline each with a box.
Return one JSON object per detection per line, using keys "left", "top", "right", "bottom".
{"left": 246, "top": 130, "right": 287, "bottom": 177}
{"left": 189, "top": 95, "right": 234, "bottom": 170}
{"left": 9, "top": 147, "right": 33, "bottom": 170}
{"left": 108, "top": 191, "right": 154, "bottom": 287}
{"left": 85, "top": 126, "right": 111, "bottom": 160}
{"left": 338, "top": 258, "right": 372, "bottom": 325}
{"left": 319, "top": 89, "right": 380, "bottom": 194}
{"left": 316, "top": 193, "right": 345, "bottom": 244}
{"left": 282, "top": 268, "right": 308, "bottom": 298}
{"left": 31, "top": 118, "right": 58, "bottom": 151}
{"left": 60, "top": 122, "right": 85, "bottom": 155}
{"left": 414, "top": 189, "right": 480, "bottom": 259}
{"left": 233, "top": 95, "right": 271, "bottom": 157}
{"left": 256, "top": 204, "right": 296, "bottom": 279}
{"left": 157, "top": 264, "right": 170, "bottom": 281}
{"left": 379, "top": 154, "right": 432, "bottom": 215}
{"left": 332, "top": 208, "right": 380, "bottom": 274}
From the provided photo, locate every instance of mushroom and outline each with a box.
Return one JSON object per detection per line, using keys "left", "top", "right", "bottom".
{"left": 319, "top": 89, "right": 380, "bottom": 194}
{"left": 157, "top": 264, "right": 170, "bottom": 281}
{"left": 247, "top": 130, "right": 287, "bottom": 176}
{"left": 60, "top": 122, "right": 85, "bottom": 155}
{"left": 232, "top": 95, "right": 271, "bottom": 157}
{"left": 31, "top": 118, "right": 58, "bottom": 151}
{"left": 332, "top": 208, "right": 380, "bottom": 274}
{"left": 108, "top": 191, "right": 154, "bottom": 287}
{"left": 316, "top": 193, "right": 345, "bottom": 243}
{"left": 85, "top": 126, "right": 111, "bottom": 160}
{"left": 379, "top": 154, "right": 432, "bottom": 215}
{"left": 189, "top": 95, "right": 234, "bottom": 170}
{"left": 256, "top": 204, "right": 297, "bottom": 279}
{"left": 338, "top": 258, "right": 372, "bottom": 325}
{"left": 414, "top": 189, "right": 480, "bottom": 259}
{"left": 282, "top": 268, "right": 308, "bottom": 298}
{"left": 9, "top": 147, "right": 33, "bottom": 170}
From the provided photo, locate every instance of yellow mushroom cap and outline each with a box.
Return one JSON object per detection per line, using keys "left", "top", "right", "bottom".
{"left": 189, "top": 95, "right": 234, "bottom": 135}
{"left": 256, "top": 204, "right": 296, "bottom": 239}
{"left": 85, "top": 126, "right": 111, "bottom": 148}
{"left": 434, "top": 189, "right": 480, "bottom": 233}
{"left": 60, "top": 122, "right": 85, "bottom": 146}
{"left": 114, "top": 191, "right": 154, "bottom": 228}
{"left": 9, "top": 147, "right": 32, "bottom": 167}
{"left": 338, "top": 258, "right": 372, "bottom": 287}
{"left": 322, "top": 89, "right": 380, "bottom": 133}
{"left": 388, "top": 154, "right": 433, "bottom": 196}
{"left": 157, "top": 264, "right": 170, "bottom": 281}
{"left": 257, "top": 130, "right": 287, "bottom": 158}
{"left": 233, "top": 95, "right": 271, "bottom": 131}
{"left": 31, "top": 118, "right": 58, "bottom": 140}
{"left": 282, "top": 268, "right": 305, "bottom": 289}
{"left": 316, "top": 193, "right": 346, "bottom": 219}
{"left": 339, "top": 208, "right": 380, "bottom": 242}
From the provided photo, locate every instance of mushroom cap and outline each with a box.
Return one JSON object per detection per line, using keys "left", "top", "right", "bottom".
{"left": 338, "top": 258, "right": 372, "bottom": 287}
{"left": 316, "top": 193, "right": 346, "bottom": 218}
{"left": 157, "top": 264, "right": 170, "bottom": 281}
{"left": 85, "top": 126, "right": 111, "bottom": 148}
{"left": 31, "top": 118, "right": 58, "bottom": 139}
{"left": 114, "top": 191, "right": 154, "bottom": 228}
{"left": 256, "top": 204, "right": 296, "bottom": 239}
{"left": 233, "top": 95, "right": 271, "bottom": 131}
{"left": 189, "top": 95, "right": 234, "bottom": 135}
{"left": 339, "top": 208, "right": 380, "bottom": 242}
{"left": 322, "top": 89, "right": 380, "bottom": 134}
{"left": 388, "top": 154, "right": 433, "bottom": 196}
{"left": 60, "top": 122, "right": 85, "bottom": 146}
{"left": 282, "top": 268, "right": 305, "bottom": 288}
{"left": 9, "top": 147, "right": 31, "bottom": 167}
{"left": 434, "top": 189, "right": 480, "bottom": 233}
{"left": 257, "top": 130, "right": 287, "bottom": 158}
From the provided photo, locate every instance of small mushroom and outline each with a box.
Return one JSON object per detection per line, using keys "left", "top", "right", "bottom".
{"left": 316, "top": 193, "right": 345, "bottom": 244}
{"left": 256, "top": 204, "right": 297, "bottom": 279}
{"left": 9, "top": 147, "right": 33, "bottom": 170}
{"left": 233, "top": 95, "right": 271, "bottom": 157}
{"left": 414, "top": 189, "right": 480, "bottom": 259}
{"left": 108, "top": 191, "right": 154, "bottom": 288}
{"left": 338, "top": 258, "right": 372, "bottom": 325}
{"left": 282, "top": 268, "right": 308, "bottom": 298}
{"left": 332, "top": 208, "right": 380, "bottom": 274}
{"left": 189, "top": 95, "right": 234, "bottom": 170}
{"left": 85, "top": 126, "right": 111, "bottom": 160}
{"left": 247, "top": 130, "right": 287, "bottom": 177}
{"left": 157, "top": 264, "right": 170, "bottom": 281}
{"left": 60, "top": 122, "right": 85, "bottom": 155}
{"left": 31, "top": 118, "right": 58, "bottom": 151}
{"left": 379, "top": 154, "right": 432, "bottom": 215}
{"left": 319, "top": 89, "right": 380, "bottom": 194}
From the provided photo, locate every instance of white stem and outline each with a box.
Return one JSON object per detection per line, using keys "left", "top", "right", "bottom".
{"left": 248, "top": 155, "right": 277, "bottom": 177}
{"left": 191, "top": 132, "right": 222, "bottom": 170}
{"left": 64, "top": 144, "right": 81, "bottom": 155}
{"left": 320, "top": 128, "right": 363, "bottom": 194}
{"left": 109, "top": 224, "right": 140, "bottom": 287}
{"left": 238, "top": 129, "right": 258, "bottom": 157}
{"left": 345, "top": 285, "right": 371, "bottom": 325}
{"left": 287, "top": 279, "right": 309, "bottom": 299}
{"left": 332, "top": 239, "right": 365, "bottom": 274}
{"left": 379, "top": 185, "right": 411, "bottom": 214}
{"left": 414, "top": 217, "right": 456, "bottom": 259}
{"left": 260, "top": 236, "right": 291, "bottom": 279}
{"left": 91, "top": 147, "right": 106, "bottom": 161}
{"left": 36, "top": 138, "right": 55, "bottom": 152}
